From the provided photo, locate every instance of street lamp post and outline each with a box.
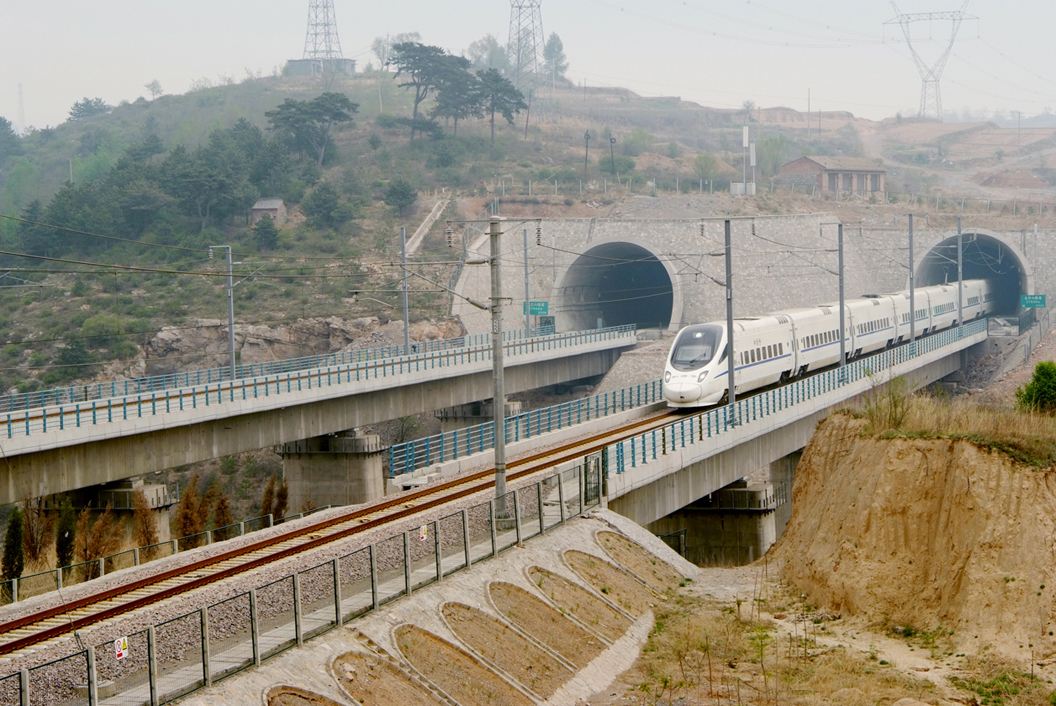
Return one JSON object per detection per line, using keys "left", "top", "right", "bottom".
{"left": 609, "top": 136, "right": 617, "bottom": 180}
{"left": 209, "top": 245, "right": 236, "bottom": 380}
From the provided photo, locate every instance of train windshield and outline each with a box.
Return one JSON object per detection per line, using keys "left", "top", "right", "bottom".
{"left": 670, "top": 325, "right": 723, "bottom": 371}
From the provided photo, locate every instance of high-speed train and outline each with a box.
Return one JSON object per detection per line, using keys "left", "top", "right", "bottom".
{"left": 663, "top": 280, "right": 993, "bottom": 408}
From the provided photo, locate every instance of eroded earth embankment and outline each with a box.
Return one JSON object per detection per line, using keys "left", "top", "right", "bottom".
{"left": 773, "top": 413, "right": 1056, "bottom": 663}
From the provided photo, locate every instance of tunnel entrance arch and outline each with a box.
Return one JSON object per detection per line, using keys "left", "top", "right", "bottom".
{"left": 556, "top": 242, "right": 676, "bottom": 331}
{"left": 916, "top": 232, "right": 1031, "bottom": 316}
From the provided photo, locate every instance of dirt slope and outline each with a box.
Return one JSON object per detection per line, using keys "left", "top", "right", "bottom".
{"left": 772, "top": 414, "right": 1056, "bottom": 663}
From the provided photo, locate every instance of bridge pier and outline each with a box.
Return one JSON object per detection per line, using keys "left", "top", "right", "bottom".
{"left": 281, "top": 432, "right": 385, "bottom": 511}
{"left": 646, "top": 451, "right": 799, "bottom": 566}
{"left": 435, "top": 400, "right": 523, "bottom": 434}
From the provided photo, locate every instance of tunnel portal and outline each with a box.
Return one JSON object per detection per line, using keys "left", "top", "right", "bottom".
{"left": 557, "top": 242, "right": 674, "bottom": 331}
{"left": 916, "top": 233, "right": 1029, "bottom": 316}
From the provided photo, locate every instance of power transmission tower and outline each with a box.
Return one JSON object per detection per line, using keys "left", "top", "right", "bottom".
{"left": 303, "top": 0, "right": 344, "bottom": 61}
{"left": 507, "top": 0, "right": 544, "bottom": 88}
{"left": 885, "top": 1, "right": 975, "bottom": 120}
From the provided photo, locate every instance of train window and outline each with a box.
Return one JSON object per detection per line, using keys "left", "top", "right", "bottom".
{"left": 779, "top": 343, "right": 783, "bottom": 355}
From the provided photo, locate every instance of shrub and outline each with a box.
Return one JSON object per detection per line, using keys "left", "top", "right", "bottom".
{"left": 1016, "top": 361, "right": 1056, "bottom": 413}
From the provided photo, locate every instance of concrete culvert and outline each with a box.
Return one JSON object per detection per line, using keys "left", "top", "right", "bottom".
{"left": 557, "top": 242, "right": 674, "bottom": 331}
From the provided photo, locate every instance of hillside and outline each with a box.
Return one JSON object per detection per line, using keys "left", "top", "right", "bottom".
{"left": 0, "top": 70, "right": 1051, "bottom": 396}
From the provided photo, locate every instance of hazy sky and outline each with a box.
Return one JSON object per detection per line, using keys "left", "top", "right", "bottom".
{"left": 1, "top": 1, "right": 1053, "bottom": 129}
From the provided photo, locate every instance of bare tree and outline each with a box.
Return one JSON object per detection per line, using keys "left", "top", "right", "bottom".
{"left": 131, "top": 489, "right": 159, "bottom": 560}
{"left": 175, "top": 475, "right": 206, "bottom": 548}
{"left": 144, "top": 80, "right": 163, "bottom": 100}
{"left": 75, "top": 507, "right": 124, "bottom": 580}
{"left": 21, "top": 496, "right": 53, "bottom": 567}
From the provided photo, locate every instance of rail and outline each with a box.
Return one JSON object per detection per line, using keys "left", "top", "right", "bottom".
{"left": 0, "top": 509, "right": 341, "bottom": 607}
{"left": 0, "top": 324, "right": 555, "bottom": 415}
{"left": 1, "top": 325, "right": 631, "bottom": 441}
{"left": 388, "top": 378, "right": 663, "bottom": 477}
{"left": 605, "top": 320, "right": 987, "bottom": 474}
{"left": 0, "top": 464, "right": 601, "bottom": 705}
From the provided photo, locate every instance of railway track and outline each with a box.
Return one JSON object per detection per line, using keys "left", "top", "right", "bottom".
{"left": 0, "top": 407, "right": 680, "bottom": 659}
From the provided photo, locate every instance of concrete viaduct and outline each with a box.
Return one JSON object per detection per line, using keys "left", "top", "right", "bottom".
{"left": 0, "top": 328, "right": 636, "bottom": 505}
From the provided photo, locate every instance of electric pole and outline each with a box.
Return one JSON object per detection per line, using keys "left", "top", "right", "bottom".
{"left": 609, "top": 136, "right": 617, "bottom": 180}
{"left": 957, "top": 216, "right": 963, "bottom": 338}
{"left": 400, "top": 226, "right": 410, "bottom": 354}
{"left": 489, "top": 217, "right": 508, "bottom": 502}
{"left": 724, "top": 219, "right": 736, "bottom": 425}
{"left": 909, "top": 214, "right": 916, "bottom": 355}
{"left": 583, "top": 130, "right": 591, "bottom": 180}
{"left": 838, "top": 224, "right": 846, "bottom": 380}
{"left": 209, "top": 245, "right": 237, "bottom": 380}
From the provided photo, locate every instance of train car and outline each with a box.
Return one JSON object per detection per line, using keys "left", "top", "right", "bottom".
{"left": 663, "top": 279, "right": 994, "bottom": 408}
{"left": 664, "top": 317, "right": 794, "bottom": 406}
{"left": 784, "top": 306, "right": 844, "bottom": 374}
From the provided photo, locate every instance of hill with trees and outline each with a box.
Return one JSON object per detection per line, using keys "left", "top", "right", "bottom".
{"left": 0, "top": 36, "right": 872, "bottom": 394}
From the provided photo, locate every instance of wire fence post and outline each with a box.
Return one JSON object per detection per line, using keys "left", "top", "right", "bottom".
{"left": 513, "top": 491, "right": 522, "bottom": 544}
{"left": 332, "top": 558, "right": 343, "bottom": 626}
{"left": 369, "top": 545, "right": 379, "bottom": 611}
{"left": 200, "top": 607, "right": 212, "bottom": 687}
{"left": 148, "top": 625, "right": 159, "bottom": 706}
{"left": 249, "top": 589, "right": 261, "bottom": 667}
{"left": 433, "top": 520, "right": 442, "bottom": 581}
{"left": 461, "top": 509, "right": 471, "bottom": 567}
{"left": 86, "top": 645, "right": 98, "bottom": 706}
{"left": 489, "top": 500, "right": 498, "bottom": 558}
{"left": 19, "top": 669, "right": 28, "bottom": 706}
{"left": 403, "top": 531, "right": 412, "bottom": 596}
{"left": 293, "top": 573, "right": 303, "bottom": 645}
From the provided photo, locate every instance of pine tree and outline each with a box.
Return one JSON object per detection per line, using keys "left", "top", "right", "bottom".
{"left": 213, "top": 493, "right": 235, "bottom": 541}
{"left": 131, "top": 489, "right": 159, "bottom": 560}
{"left": 260, "top": 475, "right": 276, "bottom": 522}
{"left": 273, "top": 479, "right": 289, "bottom": 523}
{"left": 253, "top": 215, "right": 279, "bottom": 250}
{"left": 2, "top": 508, "right": 25, "bottom": 597}
{"left": 175, "top": 475, "right": 205, "bottom": 548}
{"left": 55, "top": 497, "right": 76, "bottom": 574}
{"left": 75, "top": 507, "right": 124, "bottom": 580}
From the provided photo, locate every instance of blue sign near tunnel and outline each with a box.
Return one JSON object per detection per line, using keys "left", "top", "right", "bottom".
{"left": 1021, "top": 294, "right": 1047, "bottom": 309}
{"left": 523, "top": 300, "right": 549, "bottom": 315}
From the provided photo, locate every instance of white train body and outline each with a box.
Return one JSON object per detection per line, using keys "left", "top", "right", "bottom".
{"left": 663, "top": 280, "right": 993, "bottom": 408}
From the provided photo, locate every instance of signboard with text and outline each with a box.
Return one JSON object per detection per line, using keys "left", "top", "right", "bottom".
{"left": 1021, "top": 294, "right": 1047, "bottom": 309}
{"left": 523, "top": 300, "right": 549, "bottom": 316}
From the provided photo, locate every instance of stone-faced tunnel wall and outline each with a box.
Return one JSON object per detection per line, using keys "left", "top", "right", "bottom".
{"left": 452, "top": 216, "right": 1046, "bottom": 334}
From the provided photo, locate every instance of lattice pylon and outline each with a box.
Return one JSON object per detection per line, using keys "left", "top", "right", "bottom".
{"left": 507, "top": 0, "right": 544, "bottom": 88}
{"left": 303, "top": 0, "right": 344, "bottom": 60}
{"left": 885, "top": 2, "right": 974, "bottom": 121}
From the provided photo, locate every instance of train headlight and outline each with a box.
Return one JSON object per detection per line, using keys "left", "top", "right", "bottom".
{"left": 664, "top": 371, "right": 671, "bottom": 383}
{"left": 697, "top": 370, "right": 709, "bottom": 382}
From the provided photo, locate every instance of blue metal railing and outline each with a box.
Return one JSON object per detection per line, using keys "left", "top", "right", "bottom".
{"left": 0, "top": 324, "right": 556, "bottom": 415}
{"left": 388, "top": 379, "right": 664, "bottom": 478}
{"left": 605, "top": 320, "right": 986, "bottom": 475}
{"left": 2, "top": 325, "right": 631, "bottom": 440}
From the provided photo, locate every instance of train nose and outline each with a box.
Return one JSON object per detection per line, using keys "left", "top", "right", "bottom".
{"left": 663, "top": 380, "right": 702, "bottom": 403}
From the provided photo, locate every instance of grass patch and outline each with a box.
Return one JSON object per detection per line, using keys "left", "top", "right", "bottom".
{"left": 950, "top": 656, "right": 1054, "bottom": 705}
{"left": 849, "top": 385, "right": 1056, "bottom": 468}
{"left": 624, "top": 592, "right": 933, "bottom": 705}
